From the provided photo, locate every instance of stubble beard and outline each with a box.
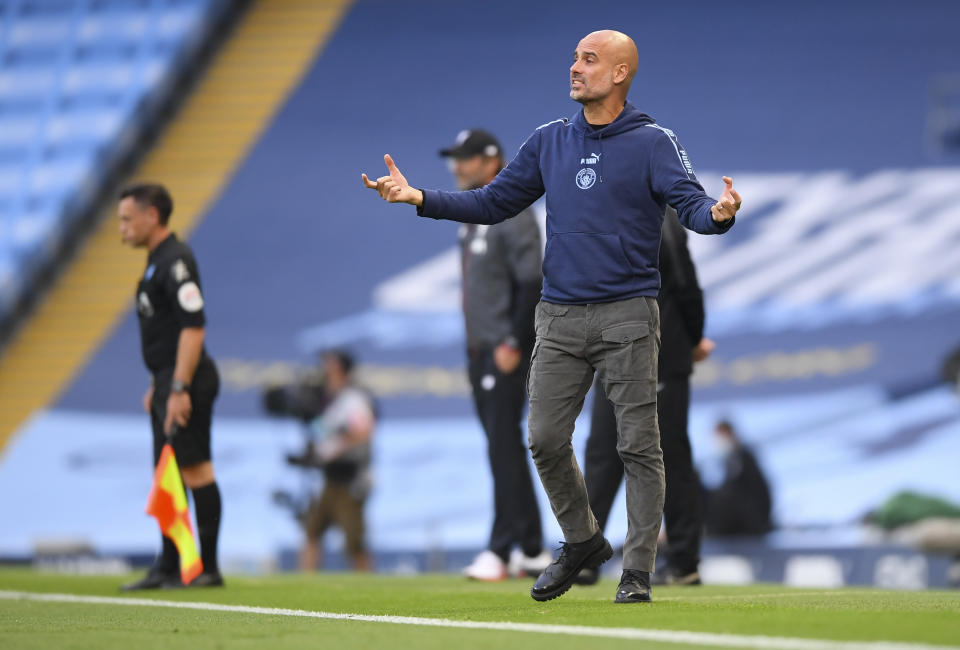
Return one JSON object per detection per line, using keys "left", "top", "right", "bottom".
{"left": 571, "top": 89, "right": 596, "bottom": 106}
{"left": 570, "top": 81, "right": 593, "bottom": 105}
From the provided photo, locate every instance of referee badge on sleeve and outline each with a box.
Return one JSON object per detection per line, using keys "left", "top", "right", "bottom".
{"left": 177, "top": 282, "right": 204, "bottom": 312}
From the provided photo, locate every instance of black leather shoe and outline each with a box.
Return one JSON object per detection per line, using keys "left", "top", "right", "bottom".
{"left": 531, "top": 532, "right": 612, "bottom": 602}
{"left": 615, "top": 569, "right": 651, "bottom": 603}
{"left": 120, "top": 568, "right": 182, "bottom": 591}
{"left": 188, "top": 571, "right": 225, "bottom": 587}
{"left": 650, "top": 566, "right": 701, "bottom": 586}
{"left": 574, "top": 567, "right": 599, "bottom": 585}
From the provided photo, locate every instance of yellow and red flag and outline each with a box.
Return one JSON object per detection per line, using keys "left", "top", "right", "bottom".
{"left": 146, "top": 444, "right": 203, "bottom": 584}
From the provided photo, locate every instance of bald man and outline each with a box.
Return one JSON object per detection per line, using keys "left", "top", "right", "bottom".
{"left": 363, "top": 30, "right": 741, "bottom": 603}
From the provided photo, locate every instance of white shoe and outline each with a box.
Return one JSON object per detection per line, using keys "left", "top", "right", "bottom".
{"left": 463, "top": 550, "right": 507, "bottom": 582}
{"left": 508, "top": 548, "right": 554, "bottom": 578}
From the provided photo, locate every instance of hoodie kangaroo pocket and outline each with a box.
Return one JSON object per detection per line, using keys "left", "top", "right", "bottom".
{"left": 543, "top": 232, "right": 638, "bottom": 300}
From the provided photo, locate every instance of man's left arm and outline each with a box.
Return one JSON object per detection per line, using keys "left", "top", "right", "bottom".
{"left": 651, "top": 131, "right": 741, "bottom": 234}
{"left": 165, "top": 327, "right": 204, "bottom": 433}
{"left": 164, "top": 257, "right": 209, "bottom": 434}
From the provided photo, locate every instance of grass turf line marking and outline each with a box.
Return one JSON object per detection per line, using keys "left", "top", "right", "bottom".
{"left": 0, "top": 590, "right": 955, "bottom": 650}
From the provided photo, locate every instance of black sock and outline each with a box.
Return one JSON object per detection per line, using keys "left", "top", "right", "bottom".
{"left": 192, "top": 482, "right": 222, "bottom": 574}
{"left": 159, "top": 535, "right": 179, "bottom": 574}
{"left": 521, "top": 544, "right": 543, "bottom": 559}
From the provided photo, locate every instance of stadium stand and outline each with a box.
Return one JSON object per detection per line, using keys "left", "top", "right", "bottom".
{"left": 0, "top": 0, "right": 236, "bottom": 333}
{"left": 0, "top": 0, "right": 347, "bottom": 450}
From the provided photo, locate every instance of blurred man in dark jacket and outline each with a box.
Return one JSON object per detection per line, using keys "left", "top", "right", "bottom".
{"left": 440, "top": 129, "right": 551, "bottom": 581}
{"left": 580, "top": 207, "right": 714, "bottom": 585}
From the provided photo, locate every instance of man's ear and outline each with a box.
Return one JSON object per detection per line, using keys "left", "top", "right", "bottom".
{"left": 613, "top": 62, "right": 629, "bottom": 84}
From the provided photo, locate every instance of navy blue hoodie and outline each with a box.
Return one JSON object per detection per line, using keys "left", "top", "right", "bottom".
{"left": 419, "top": 102, "right": 733, "bottom": 304}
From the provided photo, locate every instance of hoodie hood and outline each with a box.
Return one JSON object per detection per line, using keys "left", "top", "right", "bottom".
{"left": 572, "top": 101, "right": 655, "bottom": 138}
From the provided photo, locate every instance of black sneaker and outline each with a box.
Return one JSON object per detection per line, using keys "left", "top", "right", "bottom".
{"left": 574, "top": 567, "right": 599, "bottom": 585}
{"left": 651, "top": 566, "right": 701, "bottom": 586}
{"left": 615, "top": 569, "right": 651, "bottom": 603}
{"left": 120, "top": 568, "right": 182, "bottom": 591}
{"left": 530, "top": 531, "right": 613, "bottom": 602}
{"left": 188, "top": 571, "right": 225, "bottom": 587}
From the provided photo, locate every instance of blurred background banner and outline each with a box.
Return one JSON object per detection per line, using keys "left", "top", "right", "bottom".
{"left": 1, "top": 0, "right": 959, "bottom": 581}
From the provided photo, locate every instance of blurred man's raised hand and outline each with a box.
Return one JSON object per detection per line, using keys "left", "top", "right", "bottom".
{"left": 362, "top": 154, "right": 423, "bottom": 206}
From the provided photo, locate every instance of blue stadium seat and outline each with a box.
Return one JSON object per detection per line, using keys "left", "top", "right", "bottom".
{"left": 0, "top": 0, "right": 228, "bottom": 320}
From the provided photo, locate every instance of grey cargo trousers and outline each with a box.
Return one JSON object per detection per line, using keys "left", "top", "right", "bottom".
{"left": 527, "top": 296, "right": 664, "bottom": 571}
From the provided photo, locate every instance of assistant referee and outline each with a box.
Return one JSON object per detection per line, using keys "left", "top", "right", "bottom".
{"left": 117, "top": 183, "right": 223, "bottom": 590}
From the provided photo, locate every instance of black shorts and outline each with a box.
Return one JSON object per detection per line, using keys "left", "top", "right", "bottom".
{"left": 151, "top": 358, "right": 220, "bottom": 468}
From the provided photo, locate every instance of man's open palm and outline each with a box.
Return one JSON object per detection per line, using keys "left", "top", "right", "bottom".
{"left": 362, "top": 154, "right": 423, "bottom": 206}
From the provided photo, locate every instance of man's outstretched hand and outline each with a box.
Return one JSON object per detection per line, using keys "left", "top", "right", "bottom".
{"left": 362, "top": 154, "right": 424, "bottom": 206}
{"left": 710, "top": 176, "right": 742, "bottom": 223}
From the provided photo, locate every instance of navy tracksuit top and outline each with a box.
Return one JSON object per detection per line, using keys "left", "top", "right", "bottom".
{"left": 418, "top": 101, "right": 733, "bottom": 304}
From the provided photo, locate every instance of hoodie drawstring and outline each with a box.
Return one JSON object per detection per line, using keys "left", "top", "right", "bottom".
{"left": 581, "top": 128, "right": 587, "bottom": 174}
{"left": 582, "top": 128, "right": 605, "bottom": 183}
{"left": 598, "top": 131, "right": 604, "bottom": 183}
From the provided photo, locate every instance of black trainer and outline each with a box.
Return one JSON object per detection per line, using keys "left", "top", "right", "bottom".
{"left": 531, "top": 531, "right": 613, "bottom": 602}
{"left": 650, "top": 566, "right": 701, "bottom": 586}
{"left": 120, "top": 567, "right": 182, "bottom": 591}
{"left": 188, "top": 571, "right": 225, "bottom": 587}
{"left": 615, "top": 569, "right": 651, "bottom": 603}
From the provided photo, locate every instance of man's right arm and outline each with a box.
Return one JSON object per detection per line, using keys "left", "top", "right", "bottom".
{"left": 363, "top": 131, "right": 545, "bottom": 225}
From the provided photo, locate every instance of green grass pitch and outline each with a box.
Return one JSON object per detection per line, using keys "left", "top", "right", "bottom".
{"left": 1, "top": 568, "right": 958, "bottom": 649}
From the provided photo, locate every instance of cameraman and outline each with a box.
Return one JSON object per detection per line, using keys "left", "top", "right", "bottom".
{"left": 293, "top": 349, "right": 376, "bottom": 571}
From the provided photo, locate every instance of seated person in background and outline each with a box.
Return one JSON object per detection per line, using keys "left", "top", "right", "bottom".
{"left": 292, "top": 349, "right": 376, "bottom": 571}
{"left": 703, "top": 420, "right": 772, "bottom": 537}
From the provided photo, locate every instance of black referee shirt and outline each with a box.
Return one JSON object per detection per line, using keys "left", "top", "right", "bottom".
{"left": 136, "top": 233, "right": 211, "bottom": 375}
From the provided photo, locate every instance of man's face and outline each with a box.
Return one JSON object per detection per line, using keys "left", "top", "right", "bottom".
{"left": 118, "top": 197, "right": 159, "bottom": 248}
{"left": 450, "top": 154, "right": 500, "bottom": 191}
{"left": 570, "top": 35, "right": 617, "bottom": 104}
{"left": 323, "top": 356, "right": 347, "bottom": 391}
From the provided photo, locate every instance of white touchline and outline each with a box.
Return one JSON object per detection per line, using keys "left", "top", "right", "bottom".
{"left": 0, "top": 590, "right": 955, "bottom": 650}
